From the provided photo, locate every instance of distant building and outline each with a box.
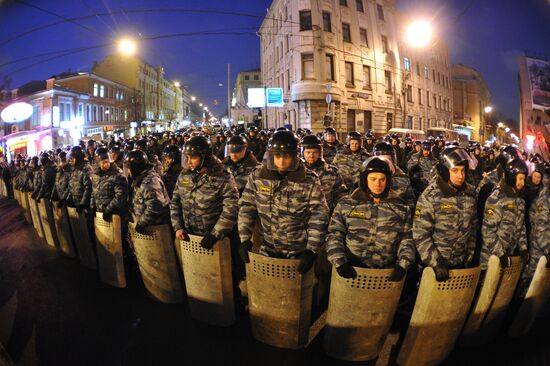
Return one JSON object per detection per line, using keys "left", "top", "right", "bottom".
{"left": 230, "top": 69, "right": 262, "bottom": 127}
{"left": 259, "top": 0, "right": 453, "bottom": 136}
{"left": 518, "top": 55, "right": 550, "bottom": 158}
{"left": 451, "top": 64, "right": 492, "bottom": 141}
{"left": 93, "top": 54, "right": 188, "bottom": 132}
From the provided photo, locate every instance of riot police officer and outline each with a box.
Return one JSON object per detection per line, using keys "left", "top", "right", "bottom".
{"left": 36, "top": 152, "right": 56, "bottom": 202}
{"left": 51, "top": 151, "right": 72, "bottom": 206}
{"left": 161, "top": 144, "right": 182, "bottom": 199}
{"left": 67, "top": 146, "right": 93, "bottom": 213}
{"left": 480, "top": 158, "right": 529, "bottom": 270}
{"left": 407, "top": 141, "right": 438, "bottom": 195}
{"left": 322, "top": 127, "right": 341, "bottom": 164}
{"left": 125, "top": 150, "right": 170, "bottom": 234}
{"left": 326, "top": 157, "right": 415, "bottom": 281}
{"left": 301, "top": 135, "right": 347, "bottom": 212}
{"left": 91, "top": 147, "right": 128, "bottom": 222}
{"left": 222, "top": 135, "right": 261, "bottom": 196}
{"left": 170, "top": 136, "right": 239, "bottom": 249}
{"left": 413, "top": 147, "right": 478, "bottom": 282}
{"left": 333, "top": 132, "right": 370, "bottom": 190}
{"left": 238, "top": 130, "right": 329, "bottom": 274}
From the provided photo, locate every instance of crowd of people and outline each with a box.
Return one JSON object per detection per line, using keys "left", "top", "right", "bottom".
{"left": 0, "top": 125, "right": 549, "bottom": 353}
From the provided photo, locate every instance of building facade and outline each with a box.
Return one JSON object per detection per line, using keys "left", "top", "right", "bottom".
{"left": 231, "top": 69, "right": 262, "bottom": 125}
{"left": 518, "top": 55, "right": 550, "bottom": 158}
{"left": 451, "top": 64, "right": 492, "bottom": 142}
{"left": 93, "top": 54, "right": 188, "bottom": 131}
{"left": 259, "top": 0, "right": 452, "bottom": 136}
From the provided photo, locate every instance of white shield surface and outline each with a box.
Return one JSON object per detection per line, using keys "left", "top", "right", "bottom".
{"left": 95, "top": 212, "right": 126, "bottom": 288}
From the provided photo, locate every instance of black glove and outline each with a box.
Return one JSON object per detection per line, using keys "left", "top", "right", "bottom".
{"left": 520, "top": 251, "right": 529, "bottom": 264}
{"left": 57, "top": 200, "right": 65, "bottom": 209}
{"left": 102, "top": 211, "right": 112, "bottom": 222}
{"left": 434, "top": 259, "right": 449, "bottom": 282}
{"left": 31, "top": 192, "right": 37, "bottom": 200}
{"left": 388, "top": 264, "right": 407, "bottom": 282}
{"left": 36, "top": 197, "right": 41, "bottom": 203}
{"left": 239, "top": 240, "right": 253, "bottom": 264}
{"left": 134, "top": 223, "right": 145, "bottom": 234}
{"left": 297, "top": 250, "right": 316, "bottom": 274}
{"left": 336, "top": 262, "right": 357, "bottom": 279}
{"left": 200, "top": 233, "right": 218, "bottom": 249}
{"left": 499, "top": 255, "right": 510, "bottom": 268}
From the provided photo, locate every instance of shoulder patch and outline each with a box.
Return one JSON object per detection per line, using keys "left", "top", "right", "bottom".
{"left": 506, "top": 203, "right": 515, "bottom": 210}
{"left": 415, "top": 207, "right": 422, "bottom": 218}
{"left": 348, "top": 210, "right": 368, "bottom": 219}
{"left": 258, "top": 184, "right": 271, "bottom": 193}
{"left": 440, "top": 203, "right": 454, "bottom": 210}
{"left": 180, "top": 178, "right": 192, "bottom": 186}
{"left": 486, "top": 207, "right": 495, "bottom": 216}
{"left": 537, "top": 203, "right": 544, "bottom": 213}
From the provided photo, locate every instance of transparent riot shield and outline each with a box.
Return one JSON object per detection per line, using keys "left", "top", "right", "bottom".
{"left": 324, "top": 266, "right": 405, "bottom": 361}
{"left": 129, "top": 222, "right": 184, "bottom": 303}
{"left": 508, "top": 256, "right": 550, "bottom": 337}
{"left": 178, "top": 234, "right": 235, "bottom": 326}
{"left": 94, "top": 212, "right": 126, "bottom": 288}
{"left": 461, "top": 255, "right": 523, "bottom": 345}
{"left": 38, "top": 198, "right": 59, "bottom": 248}
{"left": 67, "top": 207, "right": 97, "bottom": 270}
{"left": 20, "top": 191, "right": 32, "bottom": 225}
{"left": 29, "top": 195, "right": 45, "bottom": 238}
{"left": 52, "top": 203, "right": 76, "bottom": 257}
{"left": 397, "top": 266, "right": 480, "bottom": 366}
{"left": 246, "top": 252, "right": 316, "bottom": 349}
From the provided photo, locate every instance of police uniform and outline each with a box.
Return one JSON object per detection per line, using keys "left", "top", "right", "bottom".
{"left": 333, "top": 147, "right": 370, "bottom": 190}
{"left": 130, "top": 167, "right": 171, "bottom": 227}
{"left": 222, "top": 151, "right": 261, "bottom": 196}
{"left": 91, "top": 164, "right": 128, "bottom": 215}
{"left": 306, "top": 160, "right": 347, "bottom": 212}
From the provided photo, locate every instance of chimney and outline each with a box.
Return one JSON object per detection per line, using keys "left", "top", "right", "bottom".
{"left": 46, "top": 78, "right": 55, "bottom": 90}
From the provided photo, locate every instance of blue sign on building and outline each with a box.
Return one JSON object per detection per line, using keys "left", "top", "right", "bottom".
{"left": 266, "top": 88, "right": 284, "bottom": 107}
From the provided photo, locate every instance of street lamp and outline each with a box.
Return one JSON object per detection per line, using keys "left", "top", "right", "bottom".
{"left": 174, "top": 81, "right": 180, "bottom": 88}
{"left": 118, "top": 38, "right": 136, "bottom": 55}
{"left": 484, "top": 106, "right": 493, "bottom": 113}
{"left": 405, "top": 20, "right": 433, "bottom": 48}
{"left": 199, "top": 103, "right": 203, "bottom": 107}
{"left": 191, "top": 96, "right": 196, "bottom": 101}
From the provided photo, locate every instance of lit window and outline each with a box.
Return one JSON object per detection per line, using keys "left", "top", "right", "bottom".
{"left": 403, "top": 57, "right": 411, "bottom": 72}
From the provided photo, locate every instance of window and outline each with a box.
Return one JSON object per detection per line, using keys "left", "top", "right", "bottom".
{"left": 254, "top": 75, "right": 259, "bottom": 81}
{"left": 345, "top": 62, "right": 354, "bottom": 86}
{"left": 78, "top": 103, "right": 83, "bottom": 117}
{"left": 364, "top": 111, "right": 372, "bottom": 130}
{"left": 93, "top": 83, "right": 98, "bottom": 97}
{"left": 99, "top": 106, "right": 104, "bottom": 121}
{"left": 342, "top": 23, "right": 351, "bottom": 42}
{"left": 59, "top": 103, "right": 65, "bottom": 122}
{"left": 407, "top": 85, "right": 413, "bottom": 102}
{"left": 360, "top": 28, "right": 368, "bottom": 46}
{"left": 424, "top": 66, "right": 429, "bottom": 79}
{"left": 65, "top": 103, "right": 71, "bottom": 121}
{"left": 418, "top": 88, "right": 423, "bottom": 105}
{"left": 403, "top": 57, "right": 411, "bottom": 71}
{"left": 377, "top": 4, "right": 385, "bottom": 20}
{"left": 105, "top": 107, "right": 110, "bottom": 122}
{"left": 299, "top": 11, "right": 312, "bottom": 31}
{"left": 363, "top": 65, "right": 371, "bottom": 87}
{"left": 384, "top": 70, "right": 392, "bottom": 92}
{"left": 302, "top": 53, "right": 314, "bottom": 79}
{"left": 432, "top": 70, "right": 436, "bottom": 82}
{"left": 322, "top": 12, "right": 332, "bottom": 32}
{"left": 100, "top": 85, "right": 105, "bottom": 98}
{"left": 437, "top": 72, "right": 441, "bottom": 85}
{"left": 356, "top": 0, "right": 364, "bottom": 12}
{"left": 286, "top": 35, "right": 290, "bottom": 53}
{"left": 326, "top": 54, "right": 335, "bottom": 81}
{"left": 381, "top": 35, "right": 388, "bottom": 53}
{"left": 340, "top": 0, "right": 347, "bottom": 6}
{"left": 427, "top": 91, "right": 431, "bottom": 107}
{"left": 86, "top": 104, "right": 91, "bottom": 122}
{"left": 439, "top": 95, "right": 442, "bottom": 109}
{"left": 286, "top": 69, "right": 291, "bottom": 90}
{"left": 419, "top": 117, "right": 423, "bottom": 130}
{"left": 433, "top": 95, "right": 437, "bottom": 109}
{"left": 416, "top": 62, "right": 420, "bottom": 75}
{"left": 93, "top": 105, "right": 97, "bottom": 122}
{"left": 120, "top": 92, "right": 124, "bottom": 101}
{"left": 245, "top": 75, "right": 250, "bottom": 81}
{"left": 387, "top": 113, "right": 393, "bottom": 129}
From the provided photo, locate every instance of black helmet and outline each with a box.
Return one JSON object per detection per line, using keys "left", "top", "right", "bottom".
{"left": 136, "top": 138, "right": 147, "bottom": 151}
{"left": 124, "top": 149, "right": 149, "bottom": 178}
{"left": 373, "top": 142, "right": 397, "bottom": 165}
{"left": 225, "top": 135, "right": 248, "bottom": 157}
{"left": 365, "top": 132, "right": 375, "bottom": 140}
{"left": 497, "top": 145, "right": 522, "bottom": 169}
{"left": 95, "top": 147, "right": 110, "bottom": 164}
{"left": 421, "top": 141, "right": 432, "bottom": 151}
{"left": 390, "top": 133, "right": 400, "bottom": 143}
{"left": 347, "top": 131, "right": 363, "bottom": 144}
{"left": 359, "top": 156, "right": 394, "bottom": 198}
{"left": 504, "top": 158, "right": 528, "bottom": 188}
{"left": 183, "top": 136, "right": 212, "bottom": 172}
{"left": 162, "top": 144, "right": 182, "bottom": 167}
{"left": 266, "top": 130, "right": 299, "bottom": 172}
{"left": 109, "top": 145, "right": 123, "bottom": 163}
{"left": 224, "top": 130, "right": 233, "bottom": 138}
{"left": 301, "top": 135, "right": 322, "bottom": 150}
{"left": 437, "top": 147, "right": 471, "bottom": 183}
{"left": 248, "top": 126, "right": 258, "bottom": 132}
{"left": 40, "top": 152, "right": 52, "bottom": 166}
{"left": 58, "top": 151, "right": 67, "bottom": 164}
{"left": 324, "top": 127, "right": 336, "bottom": 135}
{"left": 404, "top": 137, "right": 413, "bottom": 144}
{"left": 68, "top": 146, "right": 85, "bottom": 165}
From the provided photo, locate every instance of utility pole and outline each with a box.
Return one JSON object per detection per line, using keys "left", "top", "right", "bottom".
{"left": 227, "top": 64, "right": 231, "bottom": 121}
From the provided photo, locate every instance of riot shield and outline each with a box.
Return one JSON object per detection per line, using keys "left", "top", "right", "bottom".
{"left": 67, "top": 207, "right": 97, "bottom": 270}
{"left": 94, "top": 212, "right": 126, "bottom": 288}
{"left": 397, "top": 266, "right": 480, "bottom": 366}
{"left": 20, "top": 191, "right": 32, "bottom": 225}
{"left": 178, "top": 235, "right": 235, "bottom": 326}
{"left": 0, "top": 179, "right": 6, "bottom": 198}
{"left": 13, "top": 188, "right": 19, "bottom": 204}
{"left": 324, "top": 266, "right": 405, "bottom": 361}
{"left": 129, "top": 223, "right": 184, "bottom": 303}
{"left": 29, "top": 195, "right": 45, "bottom": 238}
{"left": 508, "top": 256, "right": 550, "bottom": 337}
{"left": 246, "top": 252, "right": 315, "bottom": 349}
{"left": 38, "top": 199, "right": 59, "bottom": 248}
{"left": 462, "top": 256, "right": 522, "bottom": 345}
{"left": 52, "top": 204, "right": 76, "bottom": 257}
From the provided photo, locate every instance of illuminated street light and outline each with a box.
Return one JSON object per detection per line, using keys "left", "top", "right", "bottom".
{"left": 405, "top": 20, "right": 433, "bottom": 48}
{"left": 174, "top": 81, "right": 180, "bottom": 88}
{"left": 191, "top": 96, "right": 196, "bottom": 101}
{"left": 118, "top": 38, "right": 136, "bottom": 55}
{"left": 484, "top": 106, "right": 493, "bottom": 113}
{"left": 199, "top": 103, "right": 203, "bottom": 107}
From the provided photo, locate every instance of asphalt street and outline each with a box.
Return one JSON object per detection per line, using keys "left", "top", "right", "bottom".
{"left": 0, "top": 197, "right": 549, "bottom": 366}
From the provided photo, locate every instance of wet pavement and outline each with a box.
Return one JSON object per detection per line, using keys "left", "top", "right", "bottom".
{"left": 1, "top": 197, "right": 549, "bottom": 366}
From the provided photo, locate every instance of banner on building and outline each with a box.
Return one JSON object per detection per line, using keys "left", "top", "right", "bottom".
{"left": 526, "top": 57, "right": 550, "bottom": 110}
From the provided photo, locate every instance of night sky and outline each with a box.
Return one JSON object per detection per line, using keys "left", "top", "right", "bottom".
{"left": 0, "top": 0, "right": 549, "bottom": 124}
